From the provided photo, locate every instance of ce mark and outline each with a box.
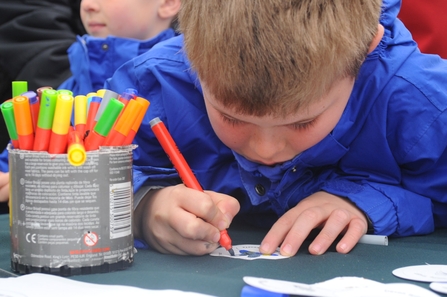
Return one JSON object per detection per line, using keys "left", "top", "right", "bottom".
{"left": 26, "top": 233, "right": 37, "bottom": 244}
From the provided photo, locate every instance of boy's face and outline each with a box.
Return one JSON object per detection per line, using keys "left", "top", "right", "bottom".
{"left": 80, "top": 0, "right": 165, "bottom": 40}
{"left": 202, "top": 77, "right": 355, "bottom": 165}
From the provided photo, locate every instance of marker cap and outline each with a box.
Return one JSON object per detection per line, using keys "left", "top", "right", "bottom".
{"left": 52, "top": 94, "right": 74, "bottom": 135}
{"left": 67, "top": 143, "right": 87, "bottom": 166}
{"left": 23, "top": 91, "right": 39, "bottom": 131}
{"left": 114, "top": 99, "right": 142, "bottom": 135}
{"left": 94, "top": 98, "right": 124, "bottom": 137}
{"left": 56, "top": 89, "right": 73, "bottom": 97}
{"left": 94, "top": 89, "right": 118, "bottom": 122}
{"left": 37, "top": 89, "right": 58, "bottom": 129}
{"left": 12, "top": 96, "right": 33, "bottom": 135}
{"left": 67, "top": 130, "right": 86, "bottom": 166}
{"left": 74, "top": 95, "right": 87, "bottom": 137}
{"left": 13, "top": 95, "right": 34, "bottom": 150}
{"left": 124, "top": 88, "right": 138, "bottom": 96}
{"left": 1, "top": 101, "right": 18, "bottom": 141}
{"left": 36, "top": 86, "right": 53, "bottom": 100}
{"left": 12, "top": 81, "right": 28, "bottom": 97}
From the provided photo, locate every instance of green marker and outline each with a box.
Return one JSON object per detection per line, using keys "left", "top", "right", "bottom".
{"left": 1, "top": 101, "right": 19, "bottom": 148}
{"left": 12, "top": 81, "right": 28, "bottom": 97}
{"left": 34, "top": 89, "right": 58, "bottom": 151}
{"left": 84, "top": 98, "right": 124, "bottom": 151}
{"left": 57, "top": 89, "right": 74, "bottom": 97}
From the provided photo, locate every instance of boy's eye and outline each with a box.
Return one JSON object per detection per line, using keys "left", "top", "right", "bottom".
{"left": 221, "top": 115, "right": 241, "bottom": 126}
{"left": 291, "top": 119, "right": 316, "bottom": 130}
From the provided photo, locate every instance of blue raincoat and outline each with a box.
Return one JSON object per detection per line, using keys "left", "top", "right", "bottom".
{"left": 105, "top": 0, "right": 447, "bottom": 245}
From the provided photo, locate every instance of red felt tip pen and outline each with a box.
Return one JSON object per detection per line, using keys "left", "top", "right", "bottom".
{"left": 149, "top": 117, "right": 234, "bottom": 255}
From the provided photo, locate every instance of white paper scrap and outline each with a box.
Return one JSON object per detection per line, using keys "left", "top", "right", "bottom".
{"left": 243, "top": 276, "right": 440, "bottom": 297}
{"left": 392, "top": 265, "right": 447, "bottom": 282}
{"left": 0, "top": 273, "right": 216, "bottom": 297}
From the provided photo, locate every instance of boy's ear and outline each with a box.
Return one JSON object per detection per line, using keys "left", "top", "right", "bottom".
{"left": 159, "top": 0, "right": 181, "bottom": 19}
{"left": 368, "top": 24, "right": 384, "bottom": 54}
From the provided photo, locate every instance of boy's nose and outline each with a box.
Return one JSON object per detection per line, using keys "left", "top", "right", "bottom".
{"left": 81, "top": 0, "right": 100, "bottom": 12}
{"left": 249, "top": 131, "right": 286, "bottom": 165}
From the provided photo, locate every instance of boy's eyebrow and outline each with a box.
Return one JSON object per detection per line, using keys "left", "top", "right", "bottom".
{"left": 219, "top": 109, "right": 321, "bottom": 125}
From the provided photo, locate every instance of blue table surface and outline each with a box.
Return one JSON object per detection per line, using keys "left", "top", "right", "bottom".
{"left": 1, "top": 214, "right": 446, "bottom": 297}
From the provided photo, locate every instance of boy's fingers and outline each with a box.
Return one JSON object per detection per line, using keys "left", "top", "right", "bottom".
{"left": 0, "top": 184, "right": 8, "bottom": 203}
{"left": 260, "top": 207, "right": 312, "bottom": 255}
{"left": 149, "top": 226, "right": 219, "bottom": 256}
{"left": 336, "top": 218, "right": 368, "bottom": 254}
{"left": 169, "top": 210, "right": 222, "bottom": 245}
{"left": 308, "top": 209, "right": 365, "bottom": 255}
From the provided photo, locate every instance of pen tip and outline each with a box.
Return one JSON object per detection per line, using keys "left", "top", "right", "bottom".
{"left": 228, "top": 248, "right": 235, "bottom": 256}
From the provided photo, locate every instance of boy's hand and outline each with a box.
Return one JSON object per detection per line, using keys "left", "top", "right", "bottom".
{"left": 134, "top": 184, "right": 240, "bottom": 255}
{"left": 260, "top": 191, "right": 368, "bottom": 256}
{"left": 0, "top": 172, "right": 9, "bottom": 203}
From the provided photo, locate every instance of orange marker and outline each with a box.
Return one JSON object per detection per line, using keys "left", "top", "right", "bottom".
{"left": 48, "top": 94, "right": 73, "bottom": 154}
{"left": 149, "top": 117, "right": 234, "bottom": 255}
{"left": 103, "top": 99, "right": 142, "bottom": 146}
{"left": 67, "top": 128, "right": 87, "bottom": 166}
{"left": 74, "top": 95, "right": 87, "bottom": 137}
{"left": 85, "top": 96, "right": 102, "bottom": 138}
{"left": 22, "top": 91, "right": 39, "bottom": 132}
{"left": 12, "top": 96, "right": 34, "bottom": 150}
{"left": 122, "top": 97, "right": 150, "bottom": 145}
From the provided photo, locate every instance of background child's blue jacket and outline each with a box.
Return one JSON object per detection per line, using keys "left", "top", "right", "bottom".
{"left": 106, "top": 0, "right": 447, "bottom": 241}
{"left": 59, "top": 28, "right": 176, "bottom": 96}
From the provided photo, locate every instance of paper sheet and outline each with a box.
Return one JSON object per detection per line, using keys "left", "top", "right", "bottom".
{"left": 0, "top": 273, "right": 216, "bottom": 297}
{"left": 243, "top": 276, "right": 440, "bottom": 297}
{"left": 392, "top": 265, "right": 447, "bottom": 282}
{"left": 430, "top": 282, "right": 447, "bottom": 295}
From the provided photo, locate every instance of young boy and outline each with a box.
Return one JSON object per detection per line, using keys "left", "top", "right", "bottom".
{"left": 0, "top": 0, "right": 180, "bottom": 203}
{"left": 108, "top": 0, "right": 447, "bottom": 257}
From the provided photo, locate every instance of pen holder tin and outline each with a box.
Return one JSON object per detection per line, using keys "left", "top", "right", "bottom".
{"left": 8, "top": 145, "right": 136, "bottom": 276}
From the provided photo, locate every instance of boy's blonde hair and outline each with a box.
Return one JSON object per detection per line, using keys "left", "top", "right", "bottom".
{"left": 179, "top": 0, "right": 382, "bottom": 117}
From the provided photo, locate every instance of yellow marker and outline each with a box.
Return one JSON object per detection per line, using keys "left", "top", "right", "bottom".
{"left": 67, "top": 128, "right": 87, "bottom": 166}
{"left": 74, "top": 95, "right": 87, "bottom": 138}
{"left": 96, "top": 89, "right": 106, "bottom": 98}
{"left": 48, "top": 94, "right": 73, "bottom": 154}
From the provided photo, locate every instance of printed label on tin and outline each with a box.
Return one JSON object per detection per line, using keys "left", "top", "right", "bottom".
{"left": 9, "top": 146, "right": 135, "bottom": 270}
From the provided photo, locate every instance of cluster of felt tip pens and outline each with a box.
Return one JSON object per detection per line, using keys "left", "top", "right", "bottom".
{"left": 1, "top": 81, "right": 150, "bottom": 166}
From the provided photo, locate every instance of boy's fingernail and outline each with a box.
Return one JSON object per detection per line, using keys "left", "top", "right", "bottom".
{"left": 281, "top": 243, "right": 293, "bottom": 256}
{"left": 310, "top": 243, "right": 322, "bottom": 255}
{"left": 260, "top": 243, "right": 270, "bottom": 253}
{"left": 224, "top": 212, "right": 233, "bottom": 224}
{"left": 213, "top": 232, "right": 220, "bottom": 243}
{"left": 218, "top": 220, "right": 227, "bottom": 230}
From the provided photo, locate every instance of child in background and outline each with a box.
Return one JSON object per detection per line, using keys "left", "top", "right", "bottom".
{"left": 106, "top": 0, "right": 447, "bottom": 256}
{"left": 58, "top": 0, "right": 181, "bottom": 95}
{"left": 0, "top": 0, "right": 181, "bottom": 204}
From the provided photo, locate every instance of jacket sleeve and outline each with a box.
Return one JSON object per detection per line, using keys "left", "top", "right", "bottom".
{"left": 321, "top": 178, "right": 435, "bottom": 237}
